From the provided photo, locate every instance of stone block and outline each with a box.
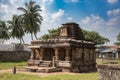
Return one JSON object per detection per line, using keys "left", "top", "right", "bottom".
{"left": 57, "top": 61, "right": 71, "bottom": 67}
{"left": 98, "top": 64, "right": 120, "bottom": 80}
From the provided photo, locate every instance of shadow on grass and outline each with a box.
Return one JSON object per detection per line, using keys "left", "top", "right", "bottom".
{"left": 0, "top": 60, "right": 27, "bottom": 70}
{"left": 0, "top": 60, "right": 27, "bottom": 63}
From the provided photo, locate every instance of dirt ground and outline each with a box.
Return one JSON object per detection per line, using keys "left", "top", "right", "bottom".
{"left": 0, "top": 69, "right": 77, "bottom": 77}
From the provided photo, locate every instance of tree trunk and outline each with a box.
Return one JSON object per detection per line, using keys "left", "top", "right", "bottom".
{"left": 34, "top": 33, "right": 38, "bottom": 40}
{"left": 22, "top": 37, "right": 25, "bottom": 43}
{"left": 31, "top": 33, "right": 33, "bottom": 40}
{"left": 20, "top": 38, "right": 22, "bottom": 44}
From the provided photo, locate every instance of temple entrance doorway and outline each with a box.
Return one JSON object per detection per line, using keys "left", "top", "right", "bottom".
{"left": 43, "top": 48, "right": 55, "bottom": 61}
{"left": 59, "top": 48, "right": 66, "bottom": 61}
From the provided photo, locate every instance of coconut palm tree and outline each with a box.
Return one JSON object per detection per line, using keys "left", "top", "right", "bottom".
{"left": 17, "top": 0, "right": 43, "bottom": 40}
{"left": 8, "top": 15, "right": 25, "bottom": 44}
{"left": 0, "top": 20, "right": 10, "bottom": 40}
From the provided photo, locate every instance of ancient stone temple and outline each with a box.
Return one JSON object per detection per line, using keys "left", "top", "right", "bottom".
{"left": 28, "top": 22, "right": 96, "bottom": 72}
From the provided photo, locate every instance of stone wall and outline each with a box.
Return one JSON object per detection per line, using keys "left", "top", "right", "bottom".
{"left": 97, "top": 64, "right": 120, "bottom": 80}
{"left": 0, "top": 44, "right": 30, "bottom": 51}
{"left": 0, "top": 51, "right": 30, "bottom": 61}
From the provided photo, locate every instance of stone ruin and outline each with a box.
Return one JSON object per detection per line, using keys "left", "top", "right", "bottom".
{"left": 27, "top": 22, "right": 96, "bottom": 73}
{"left": 98, "top": 64, "right": 120, "bottom": 80}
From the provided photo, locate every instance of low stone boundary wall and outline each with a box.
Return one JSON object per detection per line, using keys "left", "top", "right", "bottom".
{"left": 0, "top": 51, "right": 30, "bottom": 61}
{"left": 0, "top": 44, "right": 30, "bottom": 51}
{"left": 97, "top": 64, "right": 120, "bottom": 80}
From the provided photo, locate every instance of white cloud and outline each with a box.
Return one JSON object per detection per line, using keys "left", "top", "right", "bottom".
{"left": 107, "top": 8, "right": 120, "bottom": 16}
{"left": 106, "top": 16, "right": 120, "bottom": 27}
{"left": 81, "top": 16, "right": 91, "bottom": 24}
{"left": 40, "top": 0, "right": 64, "bottom": 30}
{"left": 64, "top": 0, "right": 78, "bottom": 3}
{"left": 0, "top": 0, "right": 24, "bottom": 20}
{"left": 107, "top": 0, "right": 118, "bottom": 4}
{"left": 71, "top": 0, "right": 78, "bottom": 2}
{"left": 81, "top": 14, "right": 104, "bottom": 29}
{"left": 80, "top": 11, "right": 120, "bottom": 45}
{"left": 106, "top": 8, "right": 120, "bottom": 27}
{"left": 9, "top": 0, "right": 18, "bottom": 5}
{"left": 51, "top": 9, "right": 64, "bottom": 20}
{"left": 67, "top": 17, "right": 73, "bottom": 21}
{"left": 41, "top": 0, "right": 54, "bottom": 4}
{"left": 0, "top": 4, "right": 8, "bottom": 14}
{"left": 37, "top": 2, "right": 65, "bottom": 39}
{"left": 80, "top": 11, "right": 120, "bottom": 30}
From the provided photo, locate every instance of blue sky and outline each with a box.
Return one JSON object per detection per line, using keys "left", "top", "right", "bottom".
{"left": 0, "top": 0, "right": 120, "bottom": 45}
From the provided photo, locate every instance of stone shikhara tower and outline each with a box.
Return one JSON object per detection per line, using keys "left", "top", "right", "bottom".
{"left": 28, "top": 22, "right": 96, "bottom": 72}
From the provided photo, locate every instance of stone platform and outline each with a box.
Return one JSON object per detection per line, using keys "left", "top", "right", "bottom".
{"left": 19, "top": 66, "right": 62, "bottom": 73}
{"left": 97, "top": 64, "right": 120, "bottom": 80}
{"left": 28, "top": 22, "right": 96, "bottom": 73}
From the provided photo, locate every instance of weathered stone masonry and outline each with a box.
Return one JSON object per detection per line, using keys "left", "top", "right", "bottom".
{"left": 98, "top": 64, "right": 120, "bottom": 80}
{"left": 0, "top": 51, "right": 30, "bottom": 61}
{"left": 28, "top": 22, "right": 96, "bottom": 72}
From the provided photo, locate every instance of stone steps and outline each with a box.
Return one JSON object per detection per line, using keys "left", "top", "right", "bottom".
{"left": 39, "top": 61, "right": 52, "bottom": 67}
{"left": 27, "top": 60, "right": 41, "bottom": 66}
{"left": 20, "top": 67, "right": 62, "bottom": 73}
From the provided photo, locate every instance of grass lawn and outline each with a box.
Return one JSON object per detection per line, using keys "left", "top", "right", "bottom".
{"left": 108, "top": 59, "right": 120, "bottom": 64}
{"left": 0, "top": 72, "right": 98, "bottom": 80}
{"left": 97, "top": 59, "right": 120, "bottom": 65}
{"left": 0, "top": 61, "right": 27, "bottom": 70}
{"left": 0, "top": 61, "right": 99, "bottom": 80}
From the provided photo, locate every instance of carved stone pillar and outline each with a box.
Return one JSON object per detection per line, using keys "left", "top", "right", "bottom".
{"left": 65, "top": 48, "right": 70, "bottom": 61}
{"left": 87, "top": 49, "right": 91, "bottom": 65}
{"left": 39, "top": 48, "right": 44, "bottom": 60}
{"left": 79, "top": 48, "right": 82, "bottom": 59}
{"left": 84, "top": 48, "right": 90, "bottom": 65}
{"left": 36, "top": 49, "right": 40, "bottom": 59}
{"left": 30, "top": 48, "right": 35, "bottom": 59}
{"left": 92, "top": 48, "right": 96, "bottom": 63}
{"left": 87, "top": 49, "right": 90, "bottom": 60}
{"left": 52, "top": 56, "right": 55, "bottom": 67}
{"left": 90, "top": 48, "right": 96, "bottom": 63}
{"left": 84, "top": 48, "right": 88, "bottom": 61}
{"left": 116, "top": 52, "right": 119, "bottom": 59}
{"left": 90, "top": 49, "right": 93, "bottom": 61}
{"left": 72, "top": 48, "right": 75, "bottom": 61}
{"left": 54, "top": 48, "right": 59, "bottom": 61}
{"left": 88, "top": 49, "right": 91, "bottom": 64}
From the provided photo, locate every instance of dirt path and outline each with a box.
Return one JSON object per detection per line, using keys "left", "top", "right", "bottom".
{"left": 0, "top": 69, "right": 11, "bottom": 74}
{"left": 0, "top": 69, "right": 76, "bottom": 77}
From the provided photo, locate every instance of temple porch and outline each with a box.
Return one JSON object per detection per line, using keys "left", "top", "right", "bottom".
{"left": 27, "top": 46, "right": 96, "bottom": 72}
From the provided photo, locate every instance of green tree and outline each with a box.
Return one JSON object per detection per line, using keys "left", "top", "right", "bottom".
{"left": 82, "top": 30, "right": 109, "bottom": 45}
{"left": 117, "top": 33, "right": 120, "bottom": 41}
{"left": 40, "top": 28, "right": 108, "bottom": 45}
{"left": 41, "top": 34, "right": 50, "bottom": 40}
{"left": 17, "top": 0, "right": 43, "bottom": 40}
{"left": 104, "top": 37, "right": 110, "bottom": 45}
{"left": 114, "top": 33, "right": 120, "bottom": 45}
{"left": 8, "top": 15, "right": 25, "bottom": 44}
{"left": 41, "top": 28, "right": 60, "bottom": 40}
{"left": 0, "top": 20, "right": 10, "bottom": 40}
{"left": 114, "top": 42, "right": 120, "bottom": 45}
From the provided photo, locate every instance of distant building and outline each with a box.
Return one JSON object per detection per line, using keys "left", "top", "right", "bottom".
{"left": 0, "top": 43, "right": 30, "bottom": 51}
{"left": 0, "top": 39, "right": 5, "bottom": 44}
{"left": 96, "top": 45, "right": 120, "bottom": 59}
